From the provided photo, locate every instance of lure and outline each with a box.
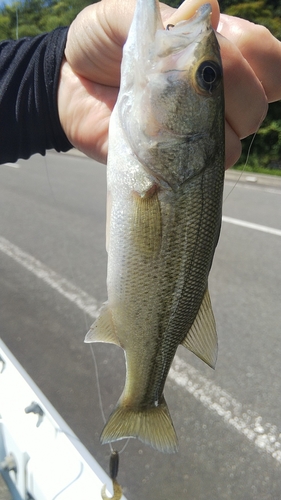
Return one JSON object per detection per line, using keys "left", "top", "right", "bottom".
{"left": 101, "top": 451, "right": 123, "bottom": 500}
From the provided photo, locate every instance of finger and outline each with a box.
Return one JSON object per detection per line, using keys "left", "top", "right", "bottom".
{"left": 66, "top": 0, "right": 220, "bottom": 87}
{"left": 218, "top": 14, "right": 281, "bottom": 103}
{"left": 105, "top": 0, "right": 220, "bottom": 43}
{"left": 218, "top": 33, "right": 268, "bottom": 142}
{"left": 58, "top": 60, "right": 118, "bottom": 163}
{"left": 166, "top": 0, "right": 220, "bottom": 29}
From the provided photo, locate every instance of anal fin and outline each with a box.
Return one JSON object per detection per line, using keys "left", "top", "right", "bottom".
{"left": 85, "top": 302, "right": 120, "bottom": 346}
{"left": 181, "top": 288, "right": 218, "bottom": 368}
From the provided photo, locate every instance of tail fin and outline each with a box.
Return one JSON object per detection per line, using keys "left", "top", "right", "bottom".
{"left": 100, "top": 397, "right": 178, "bottom": 453}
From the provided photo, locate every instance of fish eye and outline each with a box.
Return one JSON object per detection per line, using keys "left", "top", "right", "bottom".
{"left": 196, "top": 60, "right": 222, "bottom": 94}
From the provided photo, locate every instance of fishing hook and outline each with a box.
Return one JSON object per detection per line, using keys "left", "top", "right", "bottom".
{"left": 101, "top": 451, "right": 123, "bottom": 500}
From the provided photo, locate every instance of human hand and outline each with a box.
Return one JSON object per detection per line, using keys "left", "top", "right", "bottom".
{"left": 58, "top": 0, "right": 206, "bottom": 163}
{"left": 58, "top": 0, "right": 281, "bottom": 168}
{"left": 217, "top": 14, "right": 281, "bottom": 168}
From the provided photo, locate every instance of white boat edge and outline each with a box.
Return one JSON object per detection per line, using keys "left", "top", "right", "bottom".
{"left": 0, "top": 338, "right": 127, "bottom": 500}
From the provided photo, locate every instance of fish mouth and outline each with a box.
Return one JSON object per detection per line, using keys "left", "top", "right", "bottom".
{"left": 151, "top": 4, "right": 213, "bottom": 74}
{"left": 164, "top": 3, "right": 212, "bottom": 34}
{"left": 120, "top": 1, "right": 213, "bottom": 84}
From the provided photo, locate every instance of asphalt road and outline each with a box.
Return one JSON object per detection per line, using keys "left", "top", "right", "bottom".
{"left": 0, "top": 151, "right": 281, "bottom": 500}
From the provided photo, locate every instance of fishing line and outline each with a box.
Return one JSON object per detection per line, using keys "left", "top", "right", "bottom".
{"left": 51, "top": 461, "right": 84, "bottom": 500}
{"left": 42, "top": 156, "right": 103, "bottom": 409}
{"left": 223, "top": 106, "right": 268, "bottom": 203}
{"left": 89, "top": 341, "right": 127, "bottom": 497}
{"left": 43, "top": 155, "right": 94, "bottom": 336}
{"left": 223, "top": 132, "right": 257, "bottom": 202}
{"left": 89, "top": 343, "right": 130, "bottom": 454}
{"left": 89, "top": 343, "right": 107, "bottom": 426}
{"left": 43, "top": 154, "right": 129, "bottom": 462}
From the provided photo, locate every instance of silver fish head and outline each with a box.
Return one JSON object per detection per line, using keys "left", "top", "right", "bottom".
{"left": 119, "top": 2, "right": 224, "bottom": 190}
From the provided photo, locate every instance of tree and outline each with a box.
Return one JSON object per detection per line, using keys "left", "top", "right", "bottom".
{"left": 219, "top": 0, "right": 281, "bottom": 171}
{"left": 160, "top": 0, "right": 179, "bottom": 6}
{"left": 0, "top": 0, "right": 280, "bottom": 171}
{"left": 0, "top": 12, "right": 10, "bottom": 39}
{"left": 0, "top": 0, "right": 96, "bottom": 40}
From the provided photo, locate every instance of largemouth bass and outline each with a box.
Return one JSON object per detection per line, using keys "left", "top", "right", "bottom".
{"left": 85, "top": 0, "right": 225, "bottom": 453}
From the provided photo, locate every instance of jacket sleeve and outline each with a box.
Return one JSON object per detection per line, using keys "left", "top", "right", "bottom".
{"left": 0, "top": 27, "right": 73, "bottom": 164}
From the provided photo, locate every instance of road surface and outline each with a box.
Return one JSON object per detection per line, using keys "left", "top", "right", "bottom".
{"left": 0, "top": 151, "right": 280, "bottom": 500}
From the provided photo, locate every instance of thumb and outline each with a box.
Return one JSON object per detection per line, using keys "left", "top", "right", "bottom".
{"left": 166, "top": 0, "right": 220, "bottom": 30}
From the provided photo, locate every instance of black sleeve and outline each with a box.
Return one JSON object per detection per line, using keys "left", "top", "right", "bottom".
{"left": 0, "top": 27, "right": 73, "bottom": 164}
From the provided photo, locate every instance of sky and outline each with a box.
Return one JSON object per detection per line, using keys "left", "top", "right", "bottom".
{"left": 1, "top": 0, "right": 23, "bottom": 5}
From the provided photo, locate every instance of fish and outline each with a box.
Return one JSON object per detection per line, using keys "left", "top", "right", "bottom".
{"left": 85, "top": 0, "right": 225, "bottom": 453}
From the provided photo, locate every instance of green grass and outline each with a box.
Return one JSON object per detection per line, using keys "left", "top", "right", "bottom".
{"left": 233, "top": 164, "right": 281, "bottom": 177}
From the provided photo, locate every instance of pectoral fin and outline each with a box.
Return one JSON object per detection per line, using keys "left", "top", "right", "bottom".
{"left": 132, "top": 185, "right": 162, "bottom": 256}
{"left": 181, "top": 288, "right": 218, "bottom": 368}
{"left": 85, "top": 302, "right": 120, "bottom": 346}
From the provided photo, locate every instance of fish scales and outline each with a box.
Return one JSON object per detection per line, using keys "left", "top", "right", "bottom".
{"left": 85, "top": 0, "right": 225, "bottom": 453}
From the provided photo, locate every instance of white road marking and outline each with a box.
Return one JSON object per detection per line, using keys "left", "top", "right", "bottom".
{"left": 0, "top": 235, "right": 280, "bottom": 464}
{"left": 3, "top": 162, "right": 21, "bottom": 168}
{"left": 222, "top": 215, "right": 281, "bottom": 237}
{"left": 224, "top": 181, "right": 281, "bottom": 196}
{"left": 169, "top": 357, "right": 281, "bottom": 464}
{"left": 0, "top": 236, "right": 99, "bottom": 319}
